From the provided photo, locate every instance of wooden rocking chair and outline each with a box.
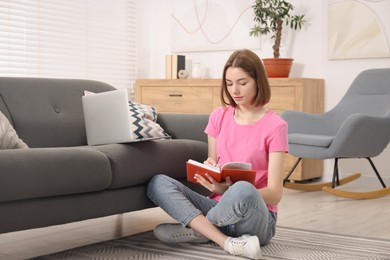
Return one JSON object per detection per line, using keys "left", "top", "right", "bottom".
{"left": 281, "top": 68, "right": 390, "bottom": 199}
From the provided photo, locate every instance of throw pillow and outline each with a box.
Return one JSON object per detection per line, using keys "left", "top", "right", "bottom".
{"left": 83, "top": 90, "right": 170, "bottom": 142}
{"left": 127, "top": 101, "right": 171, "bottom": 142}
{"left": 0, "top": 111, "right": 29, "bottom": 149}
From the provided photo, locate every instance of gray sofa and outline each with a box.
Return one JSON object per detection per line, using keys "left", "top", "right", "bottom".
{"left": 0, "top": 77, "right": 209, "bottom": 234}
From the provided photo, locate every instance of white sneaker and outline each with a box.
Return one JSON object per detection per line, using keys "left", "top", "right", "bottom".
{"left": 224, "top": 234, "right": 261, "bottom": 259}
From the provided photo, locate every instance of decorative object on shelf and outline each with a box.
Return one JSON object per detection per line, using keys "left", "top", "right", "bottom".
{"left": 178, "top": 69, "right": 189, "bottom": 79}
{"left": 165, "top": 54, "right": 185, "bottom": 79}
{"left": 249, "top": 0, "right": 305, "bottom": 77}
{"left": 191, "top": 63, "right": 203, "bottom": 78}
{"left": 262, "top": 58, "right": 293, "bottom": 78}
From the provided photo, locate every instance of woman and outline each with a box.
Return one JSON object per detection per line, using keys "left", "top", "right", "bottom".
{"left": 147, "top": 49, "right": 288, "bottom": 259}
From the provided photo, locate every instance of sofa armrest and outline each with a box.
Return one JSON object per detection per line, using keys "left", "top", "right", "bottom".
{"left": 330, "top": 113, "right": 390, "bottom": 158}
{"left": 281, "top": 110, "right": 331, "bottom": 135}
{"left": 157, "top": 113, "right": 209, "bottom": 143}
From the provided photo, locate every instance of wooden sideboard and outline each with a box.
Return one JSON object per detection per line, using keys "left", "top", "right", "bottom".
{"left": 135, "top": 78, "right": 324, "bottom": 181}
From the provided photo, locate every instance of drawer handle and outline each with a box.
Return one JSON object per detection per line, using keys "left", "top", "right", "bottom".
{"left": 169, "top": 94, "right": 183, "bottom": 97}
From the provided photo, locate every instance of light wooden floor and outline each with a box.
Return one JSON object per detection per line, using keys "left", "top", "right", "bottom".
{"left": 1, "top": 175, "right": 390, "bottom": 260}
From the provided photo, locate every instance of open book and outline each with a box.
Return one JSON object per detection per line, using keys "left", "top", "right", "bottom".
{"left": 186, "top": 159, "right": 256, "bottom": 185}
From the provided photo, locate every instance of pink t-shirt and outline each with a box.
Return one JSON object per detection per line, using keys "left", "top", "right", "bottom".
{"left": 204, "top": 106, "right": 288, "bottom": 212}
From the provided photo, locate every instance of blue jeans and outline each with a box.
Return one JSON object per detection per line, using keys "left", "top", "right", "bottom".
{"left": 147, "top": 174, "right": 277, "bottom": 245}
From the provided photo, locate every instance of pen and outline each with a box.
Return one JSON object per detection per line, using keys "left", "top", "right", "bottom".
{"left": 214, "top": 156, "right": 220, "bottom": 167}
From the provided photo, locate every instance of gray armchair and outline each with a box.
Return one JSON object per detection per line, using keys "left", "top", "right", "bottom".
{"left": 281, "top": 68, "right": 390, "bottom": 199}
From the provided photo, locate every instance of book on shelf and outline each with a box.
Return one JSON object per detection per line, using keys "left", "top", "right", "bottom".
{"left": 165, "top": 54, "right": 172, "bottom": 79}
{"left": 186, "top": 159, "right": 256, "bottom": 185}
{"left": 165, "top": 54, "right": 185, "bottom": 79}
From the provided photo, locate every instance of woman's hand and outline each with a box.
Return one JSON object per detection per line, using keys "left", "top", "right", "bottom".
{"left": 204, "top": 157, "right": 220, "bottom": 168}
{"left": 195, "top": 173, "right": 232, "bottom": 194}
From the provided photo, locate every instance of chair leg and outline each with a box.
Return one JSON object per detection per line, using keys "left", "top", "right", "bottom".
{"left": 332, "top": 158, "right": 340, "bottom": 188}
{"left": 366, "top": 157, "right": 387, "bottom": 188}
{"left": 283, "top": 157, "right": 302, "bottom": 184}
{"left": 283, "top": 157, "right": 361, "bottom": 191}
{"left": 323, "top": 157, "right": 389, "bottom": 199}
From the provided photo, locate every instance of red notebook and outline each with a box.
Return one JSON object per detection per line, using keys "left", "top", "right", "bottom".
{"left": 186, "top": 159, "right": 256, "bottom": 185}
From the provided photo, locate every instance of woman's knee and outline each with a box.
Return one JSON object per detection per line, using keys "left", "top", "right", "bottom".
{"left": 147, "top": 174, "right": 168, "bottom": 197}
{"left": 228, "top": 181, "right": 258, "bottom": 200}
{"left": 147, "top": 174, "right": 181, "bottom": 196}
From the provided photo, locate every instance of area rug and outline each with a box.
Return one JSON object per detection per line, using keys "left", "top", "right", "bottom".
{"left": 33, "top": 226, "right": 390, "bottom": 260}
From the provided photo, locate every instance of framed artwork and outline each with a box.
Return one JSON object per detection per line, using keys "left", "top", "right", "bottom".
{"left": 171, "top": 0, "right": 260, "bottom": 52}
{"left": 328, "top": 0, "right": 390, "bottom": 60}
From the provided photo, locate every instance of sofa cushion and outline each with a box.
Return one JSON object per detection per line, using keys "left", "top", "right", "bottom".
{"left": 288, "top": 133, "right": 334, "bottom": 148}
{"left": 127, "top": 101, "right": 170, "bottom": 142}
{"left": 90, "top": 139, "right": 208, "bottom": 189}
{"left": 0, "top": 147, "right": 112, "bottom": 203}
{"left": 0, "top": 110, "right": 29, "bottom": 149}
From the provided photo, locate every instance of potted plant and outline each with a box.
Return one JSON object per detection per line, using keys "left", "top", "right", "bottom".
{"left": 250, "top": 0, "right": 305, "bottom": 77}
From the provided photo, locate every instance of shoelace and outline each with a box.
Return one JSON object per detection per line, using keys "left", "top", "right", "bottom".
{"left": 230, "top": 239, "right": 247, "bottom": 256}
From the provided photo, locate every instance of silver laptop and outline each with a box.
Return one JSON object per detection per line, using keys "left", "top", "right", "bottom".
{"left": 82, "top": 89, "right": 133, "bottom": 145}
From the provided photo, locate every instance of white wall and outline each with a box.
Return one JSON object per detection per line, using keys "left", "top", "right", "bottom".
{"left": 136, "top": 0, "right": 390, "bottom": 178}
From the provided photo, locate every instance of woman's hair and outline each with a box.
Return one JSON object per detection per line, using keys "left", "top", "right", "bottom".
{"left": 220, "top": 49, "right": 271, "bottom": 107}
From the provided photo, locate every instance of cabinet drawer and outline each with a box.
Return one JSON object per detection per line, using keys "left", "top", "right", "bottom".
{"left": 141, "top": 86, "right": 213, "bottom": 113}
{"left": 268, "top": 86, "right": 295, "bottom": 111}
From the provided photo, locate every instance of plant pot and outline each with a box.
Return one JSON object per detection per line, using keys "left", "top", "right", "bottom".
{"left": 262, "top": 58, "right": 294, "bottom": 78}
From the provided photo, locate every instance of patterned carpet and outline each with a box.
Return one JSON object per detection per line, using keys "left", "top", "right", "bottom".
{"left": 33, "top": 226, "right": 390, "bottom": 260}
